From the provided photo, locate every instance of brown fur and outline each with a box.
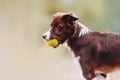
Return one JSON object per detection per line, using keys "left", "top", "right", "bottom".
{"left": 42, "top": 12, "right": 120, "bottom": 80}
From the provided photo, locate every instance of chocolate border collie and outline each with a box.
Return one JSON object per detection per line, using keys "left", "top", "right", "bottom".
{"left": 42, "top": 12, "right": 120, "bottom": 80}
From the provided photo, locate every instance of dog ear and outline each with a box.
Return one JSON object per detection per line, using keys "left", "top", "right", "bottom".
{"left": 62, "top": 12, "right": 78, "bottom": 25}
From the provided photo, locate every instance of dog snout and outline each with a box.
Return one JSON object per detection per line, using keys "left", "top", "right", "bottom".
{"left": 42, "top": 30, "right": 51, "bottom": 40}
{"left": 42, "top": 35, "right": 47, "bottom": 39}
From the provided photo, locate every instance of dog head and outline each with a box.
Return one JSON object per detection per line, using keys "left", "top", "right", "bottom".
{"left": 42, "top": 12, "right": 78, "bottom": 48}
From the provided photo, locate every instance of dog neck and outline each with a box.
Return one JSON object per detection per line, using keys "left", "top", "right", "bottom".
{"left": 78, "top": 22, "right": 90, "bottom": 37}
{"left": 67, "top": 22, "right": 90, "bottom": 55}
{"left": 70, "top": 22, "right": 90, "bottom": 39}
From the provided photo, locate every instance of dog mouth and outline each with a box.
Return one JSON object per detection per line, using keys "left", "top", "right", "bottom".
{"left": 42, "top": 35, "right": 65, "bottom": 48}
{"left": 45, "top": 38, "right": 61, "bottom": 48}
{"left": 53, "top": 43, "right": 59, "bottom": 48}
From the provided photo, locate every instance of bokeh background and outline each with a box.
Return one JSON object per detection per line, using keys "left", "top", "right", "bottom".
{"left": 0, "top": 0, "right": 120, "bottom": 80}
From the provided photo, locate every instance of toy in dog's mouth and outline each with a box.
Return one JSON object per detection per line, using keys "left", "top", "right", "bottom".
{"left": 46, "top": 39, "right": 59, "bottom": 48}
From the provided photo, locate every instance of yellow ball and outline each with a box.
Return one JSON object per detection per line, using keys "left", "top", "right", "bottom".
{"left": 46, "top": 39, "right": 58, "bottom": 47}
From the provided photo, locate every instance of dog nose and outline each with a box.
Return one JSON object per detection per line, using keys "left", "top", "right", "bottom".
{"left": 42, "top": 35, "right": 47, "bottom": 39}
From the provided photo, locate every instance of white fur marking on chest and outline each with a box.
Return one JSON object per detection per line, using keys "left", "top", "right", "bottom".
{"left": 73, "top": 56, "right": 80, "bottom": 69}
{"left": 73, "top": 56, "right": 86, "bottom": 80}
{"left": 64, "top": 45, "right": 86, "bottom": 80}
{"left": 78, "top": 22, "right": 90, "bottom": 37}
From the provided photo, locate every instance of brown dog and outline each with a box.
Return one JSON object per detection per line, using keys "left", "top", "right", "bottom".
{"left": 42, "top": 12, "right": 120, "bottom": 80}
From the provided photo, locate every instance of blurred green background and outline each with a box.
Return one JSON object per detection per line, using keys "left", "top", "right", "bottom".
{"left": 0, "top": 0, "right": 120, "bottom": 80}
